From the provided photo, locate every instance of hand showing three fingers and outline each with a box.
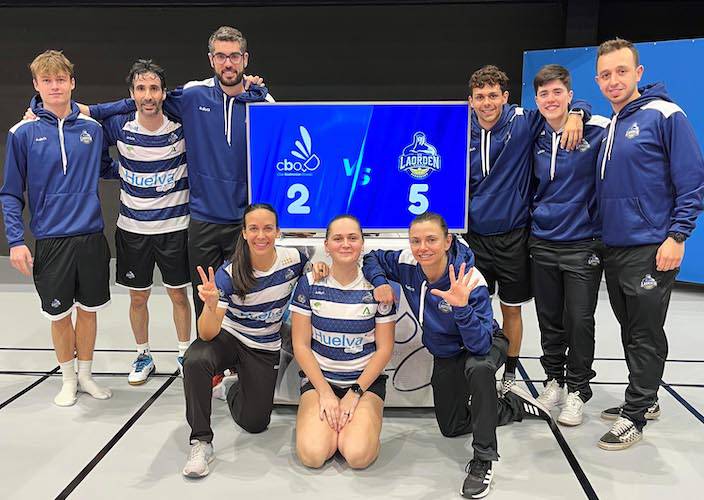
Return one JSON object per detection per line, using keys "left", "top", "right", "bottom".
{"left": 430, "top": 263, "right": 480, "bottom": 307}
{"left": 196, "top": 265, "right": 219, "bottom": 312}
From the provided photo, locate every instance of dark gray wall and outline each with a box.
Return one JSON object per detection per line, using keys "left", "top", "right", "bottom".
{"left": 1, "top": 1, "right": 701, "bottom": 255}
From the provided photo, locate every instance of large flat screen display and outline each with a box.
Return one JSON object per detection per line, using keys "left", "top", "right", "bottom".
{"left": 247, "top": 102, "right": 470, "bottom": 232}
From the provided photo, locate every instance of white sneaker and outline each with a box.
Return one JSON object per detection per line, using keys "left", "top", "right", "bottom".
{"left": 558, "top": 392, "right": 584, "bottom": 426}
{"left": 212, "top": 374, "right": 239, "bottom": 401}
{"left": 183, "top": 440, "right": 214, "bottom": 478}
{"left": 536, "top": 379, "right": 566, "bottom": 410}
{"left": 128, "top": 353, "right": 156, "bottom": 385}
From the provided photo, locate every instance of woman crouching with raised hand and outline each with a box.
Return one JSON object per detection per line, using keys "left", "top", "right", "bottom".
{"left": 362, "top": 212, "right": 552, "bottom": 499}
{"left": 182, "top": 203, "right": 326, "bottom": 478}
{"left": 290, "top": 215, "right": 396, "bottom": 469}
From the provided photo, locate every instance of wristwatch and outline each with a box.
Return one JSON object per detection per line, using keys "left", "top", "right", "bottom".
{"left": 568, "top": 109, "right": 585, "bottom": 119}
{"left": 667, "top": 231, "right": 687, "bottom": 243}
{"left": 350, "top": 383, "right": 364, "bottom": 397}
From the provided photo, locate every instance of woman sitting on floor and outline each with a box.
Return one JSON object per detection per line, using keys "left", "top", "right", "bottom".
{"left": 291, "top": 214, "right": 396, "bottom": 469}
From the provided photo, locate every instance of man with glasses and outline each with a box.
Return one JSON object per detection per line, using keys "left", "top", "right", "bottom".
{"left": 90, "top": 26, "right": 271, "bottom": 320}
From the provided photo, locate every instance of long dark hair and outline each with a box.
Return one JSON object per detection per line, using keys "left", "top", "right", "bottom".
{"left": 230, "top": 203, "right": 279, "bottom": 300}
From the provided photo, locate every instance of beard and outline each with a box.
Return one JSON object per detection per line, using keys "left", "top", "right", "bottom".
{"left": 215, "top": 67, "right": 244, "bottom": 87}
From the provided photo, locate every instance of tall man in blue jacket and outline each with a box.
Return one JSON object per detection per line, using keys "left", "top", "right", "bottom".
{"left": 594, "top": 38, "right": 704, "bottom": 450}
{"left": 464, "top": 65, "right": 589, "bottom": 390}
{"left": 89, "top": 26, "right": 271, "bottom": 320}
{"left": 1, "top": 50, "right": 116, "bottom": 407}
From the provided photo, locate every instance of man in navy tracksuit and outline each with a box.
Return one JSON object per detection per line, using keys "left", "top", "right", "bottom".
{"left": 89, "top": 26, "right": 272, "bottom": 320}
{"left": 464, "top": 65, "right": 590, "bottom": 390}
{"left": 363, "top": 212, "right": 551, "bottom": 499}
{"left": 528, "top": 64, "right": 610, "bottom": 426}
{"left": 0, "top": 50, "right": 117, "bottom": 407}
{"left": 594, "top": 39, "right": 704, "bottom": 450}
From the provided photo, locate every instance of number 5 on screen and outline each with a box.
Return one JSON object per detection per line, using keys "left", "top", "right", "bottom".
{"left": 408, "top": 184, "right": 429, "bottom": 215}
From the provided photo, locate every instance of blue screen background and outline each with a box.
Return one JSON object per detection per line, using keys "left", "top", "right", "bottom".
{"left": 248, "top": 103, "right": 469, "bottom": 231}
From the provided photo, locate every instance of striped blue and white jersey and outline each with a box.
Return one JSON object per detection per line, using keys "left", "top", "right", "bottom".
{"left": 289, "top": 270, "right": 396, "bottom": 387}
{"left": 102, "top": 112, "right": 189, "bottom": 234}
{"left": 215, "top": 246, "right": 309, "bottom": 351}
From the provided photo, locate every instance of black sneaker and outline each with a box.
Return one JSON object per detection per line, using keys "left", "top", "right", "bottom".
{"left": 601, "top": 400, "right": 661, "bottom": 420}
{"left": 598, "top": 416, "right": 643, "bottom": 450}
{"left": 461, "top": 459, "right": 493, "bottom": 498}
{"left": 508, "top": 384, "right": 553, "bottom": 421}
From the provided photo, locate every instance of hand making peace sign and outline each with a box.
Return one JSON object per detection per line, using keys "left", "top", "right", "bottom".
{"left": 430, "top": 263, "right": 481, "bottom": 307}
{"left": 196, "top": 265, "right": 220, "bottom": 312}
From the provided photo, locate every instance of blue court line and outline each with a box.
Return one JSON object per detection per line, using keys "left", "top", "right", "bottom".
{"left": 660, "top": 382, "right": 704, "bottom": 424}
{"left": 517, "top": 361, "right": 599, "bottom": 500}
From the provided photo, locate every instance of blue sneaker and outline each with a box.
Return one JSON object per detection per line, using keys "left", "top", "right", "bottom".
{"left": 128, "top": 353, "right": 155, "bottom": 385}
{"left": 177, "top": 356, "right": 184, "bottom": 378}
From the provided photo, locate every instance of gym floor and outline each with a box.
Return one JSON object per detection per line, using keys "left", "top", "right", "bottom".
{"left": 1, "top": 277, "right": 702, "bottom": 499}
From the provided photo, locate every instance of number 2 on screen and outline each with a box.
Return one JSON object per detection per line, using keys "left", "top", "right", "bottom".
{"left": 408, "top": 184, "right": 429, "bottom": 215}
{"left": 287, "top": 183, "right": 311, "bottom": 214}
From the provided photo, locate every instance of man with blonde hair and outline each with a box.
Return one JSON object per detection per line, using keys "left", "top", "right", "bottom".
{"left": 1, "top": 50, "right": 117, "bottom": 406}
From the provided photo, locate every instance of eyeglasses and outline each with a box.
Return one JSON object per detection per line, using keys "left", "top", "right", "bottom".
{"left": 211, "top": 52, "right": 244, "bottom": 64}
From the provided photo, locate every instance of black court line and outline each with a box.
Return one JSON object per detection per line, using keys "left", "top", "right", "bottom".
{"left": 55, "top": 370, "right": 179, "bottom": 500}
{"left": 660, "top": 382, "right": 704, "bottom": 425}
{"left": 516, "top": 361, "right": 599, "bottom": 500}
{"left": 0, "top": 365, "right": 60, "bottom": 410}
{"left": 519, "top": 355, "right": 704, "bottom": 363}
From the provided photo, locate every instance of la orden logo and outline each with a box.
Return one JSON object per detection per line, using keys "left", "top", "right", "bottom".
{"left": 398, "top": 132, "right": 441, "bottom": 180}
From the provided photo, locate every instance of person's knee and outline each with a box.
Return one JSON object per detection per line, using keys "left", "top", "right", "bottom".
{"left": 182, "top": 342, "right": 215, "bottom": 374}
{"left": 297, "top": 438, "right": 334, "bottom": 468}
{"left": 340, "top": 441, "right": 379, "bottom": 469}
{"left": 437, "top": 419, "right": 465, "bottom": 438}
{"left": 167, "top": 288, "right": 190, "bottom": 308}
{"left": 235, "top": 411, "right": 271, "bottom": 434}
{"left": 129, "top": 291, "right": 150, "bottom": 309}
{"left": 501, "top": 304, "right": 522, "bottom": 319}
{"left": 465, "top": 356, "right": 496, "bottom": 382}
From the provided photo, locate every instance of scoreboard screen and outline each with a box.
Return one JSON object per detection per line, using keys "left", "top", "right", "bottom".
{"left": 247, "top": 102, "right": 470, "bottom": 232}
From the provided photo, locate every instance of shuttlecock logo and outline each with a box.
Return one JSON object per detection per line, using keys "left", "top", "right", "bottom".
{"left": 276, "top": 126, "right": 321, "bottom": 175}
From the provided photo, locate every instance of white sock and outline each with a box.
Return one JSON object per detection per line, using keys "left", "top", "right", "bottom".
{"left": 136, "top": 342, "right": 150, "bottom": 356}
{"left": 54, "top": 359, "right": 78, "bottom": 407}
{"left": 178, "top": 341, "right": 190, "bottom": 357}
{"left": 77, "top": 359, "right": 112, "bottom": 400}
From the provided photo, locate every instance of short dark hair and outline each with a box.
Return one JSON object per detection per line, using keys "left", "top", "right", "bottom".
{"left": 469, "top": 65, "right": 509, "bottom": 93}
{"left": 597, "top": 38, "right": 640, "bottom": 67}
{"left": 533, "top": 64, "right": 572, "bottom": 93}
{"left": 125, "top": 59, "right": 166, "bottom": 90}
{"left": 209, "top": 26, "right": 247, "bottom": 53}
{"left": 325, "top": 214, "right": 363, "bottom": 240}
{"left": 410, "top": 212, "right": 448, "bottom": 237}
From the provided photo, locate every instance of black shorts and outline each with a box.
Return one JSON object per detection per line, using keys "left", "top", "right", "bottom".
{"left": 115, "top": 227, "right": 190, "bottom": 289}
{"left": 300, "top": 374, "right": 388, "bottom": 401}
{"left": 466, "top": 227, "right": 532, "bottom": 305}
{"left": 33, "top": 233, "right": 111, "bottom": 320}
